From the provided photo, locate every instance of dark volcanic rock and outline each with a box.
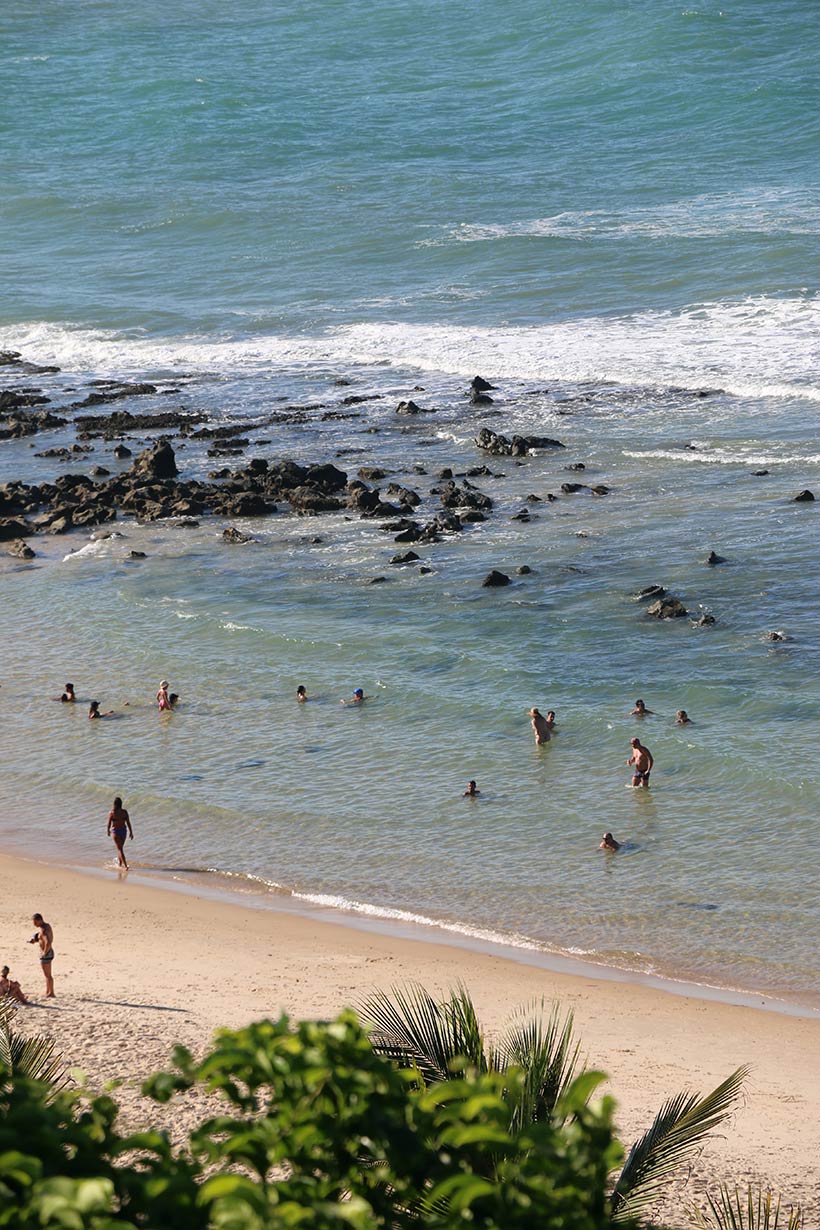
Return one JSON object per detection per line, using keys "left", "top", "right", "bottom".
{"left": 6, "top": 538, "right": 35, "bottom": 559}
{"left": 766, "top": 631, "right": 788, "bottom": 642}
{"left": 391, "top": 550, "right": 420, "bottom": 564}
{"left": 358, "top": 467, "right": 388, "bottom": 481}
{"left": 565, "top": 462, "right": 586, "bottom": 471}
{"left": 470, "top": 376, "right": 494, "bottom": 392}
{"left": 517, "top": 565, "right": 532, "bottom": 574}
{"left": 590, "top": 485, "right": 610, "bottom": 496}
{"left": 646, "top": 596, "right": 688, "bottom": 619}
{"left": 561, "top": 482, "right": 587, "bottom": 494}
{"left": 76, "top": 408, "right": 206, "bottom": 439}
{"left": 633, "top": 585, "right": 666, "bottom": 602}
{"left": 751, "top": 469, "right": 769, "bottom": 476}
{"left": 287, "top": 487, "right": 344, "bottom": 514}
{"left": 0, "top": 517, "right": 32, "bottom": 541}
{"left": 113, "top": 444, "right": 132, "bottom": 459}
{"left": 395, "top": 400, "right": 421, "bottom": 415}
{"left": 223, "top": 526, "right": 252, "bottom": 544}
{"left": 0, "top": 389, "right": 50, "bottom": 411}
{"left": 475, "top": 427, "right": 564, "bottom": 456}
{"left": 794, "top": 489, "right": 815, "bottom": 502}
{"left": 705, "top": 550, "right": 727, "bottom": 565}
{"left": 129, "top": 550, "right": 147, "bottom": 559}
{"left": 71, "top": 382, "right": 157, "bottom": 410}
{"left": 691, "top": 612, "right": 716, "bottom": 626}
{"left": 131, "top": 439, "right": 178, "bottom": 480}
{"left": 470, "top": 390, "right": 494, "bottom": 406}
{"left": 482, "top": 569, "right": 511, "bottom": 588}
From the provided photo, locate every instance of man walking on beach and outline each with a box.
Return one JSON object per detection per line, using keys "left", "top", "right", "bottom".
{"left": 627, "top": 737, "right": 653, "bottom": 787}
{"left": 28, "top": 913, "right": 55, "bottom": 998}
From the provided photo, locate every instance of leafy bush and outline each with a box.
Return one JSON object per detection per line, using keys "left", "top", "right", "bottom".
{"left": 0, "top": 1011, "right": 633, "bottom": 1230}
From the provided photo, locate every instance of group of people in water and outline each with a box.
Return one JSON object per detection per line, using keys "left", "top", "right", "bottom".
{"left": 57, "top": 680, "right": 180, "bottom": 718}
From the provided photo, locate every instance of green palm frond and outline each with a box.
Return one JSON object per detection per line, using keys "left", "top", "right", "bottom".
{"left": 491, "top": 1000, "right": 582, "bottom": 1129}
{"left": 0, "top": 998, "right": 67, "bottom": 1089}
{"left": 611, "top": 1065, "right": 749, "bottom": 1221}
{"left": 690, "top": 1184, "right": 802, "bottom": 1230}
{"left": 362, "top": 983, "right": 486, "bottom": 1084}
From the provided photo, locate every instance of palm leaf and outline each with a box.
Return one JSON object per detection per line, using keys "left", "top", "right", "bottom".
{"left": 611, "top": 1065, "right": 749, "bottom": 1220}
{"left": 490, "top": 1000, "right": 582, "bottom": 1129}
{"left": 0, "top": 998, "right": 67, "bottom": 1089}
{"left": 362, "top": 983, "right": 486, "bottom": 1085}
{"left": 690, "top": 1184, "right": 802, "bottom": 1230}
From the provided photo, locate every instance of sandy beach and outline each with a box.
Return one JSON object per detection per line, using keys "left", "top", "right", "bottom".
{"left": 1, "top": 849, "right": 817, "bottom": 1219}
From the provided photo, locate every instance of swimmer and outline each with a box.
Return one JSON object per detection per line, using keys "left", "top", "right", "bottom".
{"left": 0, "top": 965, "right": 29, "bottom": 1004}
{"left": 60, "top": 683, "right": 76, "bottom": 704}
{"left": 107, "top": 796, "right": 133, "bottom": 868}
{"left": 157, "top": 680, "right": 171, "bottom": 711}
{"left": 168, "top": 693, "right": 180, "bottom": 708}
{"left": 675, "top": 709, "right": 692, "bottom": 725}
{"left": 529, "top": 707, "right": 551, "bottom": 745}
{"left": 463, "top": 780, "right": 480, "bottom": 797}
{"left": 545, "top": 710, "right": 557, "bottom": 730}
{"left": 627, "top": 737, "right": 653, "bottom": 787}
{"left": 28, "top": 913, "right": 55, "bottom": 998}
{"left": 631, "top": 699, "right": 653, "bottom": 717}
{"left": 599, "top": 832, "right": 621, "bottom": 852}
{"left": 341, "top": 688, "right": 365, "bottom": 705}
{"left": 88, "top": 700, "right": 114, "bottom": 719}
{"left": 296, "top": 685, "right": 308, "bottom": 702}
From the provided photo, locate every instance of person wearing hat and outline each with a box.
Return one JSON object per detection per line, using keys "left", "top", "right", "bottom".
{"left": 341, "top": 687, "right": 365, "bottom": 705}
{"left": 529, "top": 707, "right": 551, "bottom": 745}
{"left": 627, "top": 737, "right": 653, "bottom": 787}
{"left": 157, "top": 680, "right": 172, "bottom": 711}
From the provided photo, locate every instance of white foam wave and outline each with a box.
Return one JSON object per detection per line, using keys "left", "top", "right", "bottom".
{"left": 438, "top": 189, "right": 820, "bottom": 243}
{"left": 3, "top": 293, "right": 819, "bottom": 402}
{"left": 623, "top": 448, "right": 820, "bottom": 466}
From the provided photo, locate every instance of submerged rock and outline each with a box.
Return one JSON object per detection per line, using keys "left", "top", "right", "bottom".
{"left": 705, "top": 550, "right": 727, "bottom": 565}
{"left": 793, "top": 489, "right": 815, "bottom": 502}
{"left": 646, "top": 596, "right": 688, "bottom": 619}
{"left": 470, "top": 376, "right": 494, "bottom": 392}
{"left": 223, "top": 526, "right": 252, "bottom": 544}
{"left": 475, "top": 427, "right": 564, "bottom": 456}
{"left": 482, "top": 569, "right": 511, "bottom": 588}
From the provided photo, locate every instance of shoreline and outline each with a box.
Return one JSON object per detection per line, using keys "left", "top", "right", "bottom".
{"left": 2, "top": 846, "right": 819, "bottom": 1216}
{"left": 72, "top": 854, "right": 820, "bottom": 1021}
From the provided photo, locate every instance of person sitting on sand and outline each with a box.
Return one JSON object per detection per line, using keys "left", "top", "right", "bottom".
{"left": 88, "top": 700, "right": 114, "bottom": 719}
{"left": 341, "top": 687, "right": 365, "bottom": 705}
{"left": 627, "top": 737, "right": 653, "bottom": 787}
{"left": 107, "top": 796, "right": 133, "bottom": 869}
{"left": 296, "top": 685, "right": 308, "bottom": 702}
{"left": 157, "top": 680, "right": 171, "bottom": 711}
{"left": 529, "top": 707, "right": 551, "bottom": 745}
{"left": 631, "top": 698, "right": 653, "bottom": 716}
{"left": 463, "top": 780, "right": 480, "bottom": 797}
{"left": 60, "top": 683, "right": 76, "bottom": 703}
{"left": 675, "top": 709, "right": 692, "bottom": 725}
{"left": 0, "top": 965, "right": 29, "bottom": 1004}
{"left": 599, "top": 832, "right": 621, "bottom": 852}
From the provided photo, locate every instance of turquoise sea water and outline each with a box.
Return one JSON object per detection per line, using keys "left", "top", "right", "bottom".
{"left": 1, "top": 1, "right": 819, "bottom": 1005}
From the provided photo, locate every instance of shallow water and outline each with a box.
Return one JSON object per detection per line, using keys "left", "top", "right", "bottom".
{"left": 1, "top": 0, "right": 819, "bottom": 1005}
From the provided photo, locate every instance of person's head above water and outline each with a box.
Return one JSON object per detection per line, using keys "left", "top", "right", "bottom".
{"left": 159, "top": 680, "right": 169, "bottom": 690}
{"left": 529, "top": 707, "right": 541, "bottom": 717}
{"left": 600, "top": 831, "right": 621, "bottom": 850}
{"left": 635, "top": 699, "right": 646, "bottom": 710}
{"left": 296, "top": 685, "right": 307, "bottom": 698}
{"left": 676, "top": 709, "right": 689, "bottom": 723}
{"left": 89, "top": 700, "right": 100, "bottom": 715}
{"left": 65, "top": 683, "right": 74, "bottom": 693}
{"left": 354, "top": 688, "right": 364, "bottom": 698}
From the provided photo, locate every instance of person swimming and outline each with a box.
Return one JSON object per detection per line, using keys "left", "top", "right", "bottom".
{"left": 675, "top": 709, "right": 692, "bottom": 724}
{"left": 341, "top": 687, "right": 365, "bottom": 705}
{"left": 631, "top": 699, "right": 653, "bottom": 716}
{"left": 296, "top": 685, "right": 308, "bottom": 702}
{"left": 88, "top": 700, "right": 114, "bottom": 719}
{"left": 463, "top": 780, "right": 480, "bottom": 797}
{"left": 529, "top": 707, "right": 551, "bottom": 745}
{"left": 168, "top": 693, "right": 180, "bottom": 708}
{"left": 599, "top": 832, "right": 621, "bottom": 851}
{"left": 60, "top": 683, "right": 75, "bottom": 704}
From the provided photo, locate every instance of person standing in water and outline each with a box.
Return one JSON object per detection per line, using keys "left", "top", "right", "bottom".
{"left": 107, "top": 796, "right": 133, "bottom": 868}
{"left": 296, "top": 685, "right": 308, "bottom": 702}
{"left": 631, "top": 699, "right": 653, "bottom": 717}
{"left": 60, "top": 683, "right": 76, "bottom": 703}
{"left": 157, "top": 681, "right": 171, "bottom": 711}
{"left": 463, "top": 780, "right": 480, "bottom": 797}
{"left": 627, "top": 737, "right": 654, "bottom": 787}
{"left": 529, "top": 707, "right": 551, "bottom": 745}
{"left": 28, "top": 913, "right": 55, "bottom": 998}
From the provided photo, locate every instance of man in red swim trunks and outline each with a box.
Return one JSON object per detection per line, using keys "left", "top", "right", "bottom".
{"left": 627, "top": 737, "right": 654, "bottom": 787}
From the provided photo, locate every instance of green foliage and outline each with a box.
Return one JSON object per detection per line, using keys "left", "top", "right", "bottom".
{"left": 0, "top": 996, "right": 66, "bottom": 1089}
{"left": 611, "top": 1066, "right": 749, "bottom": 1221}
{"left": 0, "top": 1011, "right": 632, "bottom": 1230}
{"left": 690, "top": 1185, "right": 802, "bottom": 1230}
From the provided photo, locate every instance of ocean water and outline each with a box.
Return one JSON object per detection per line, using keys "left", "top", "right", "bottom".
{"left": 1, "top": 0, "right": 819, "bottom": 1007}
